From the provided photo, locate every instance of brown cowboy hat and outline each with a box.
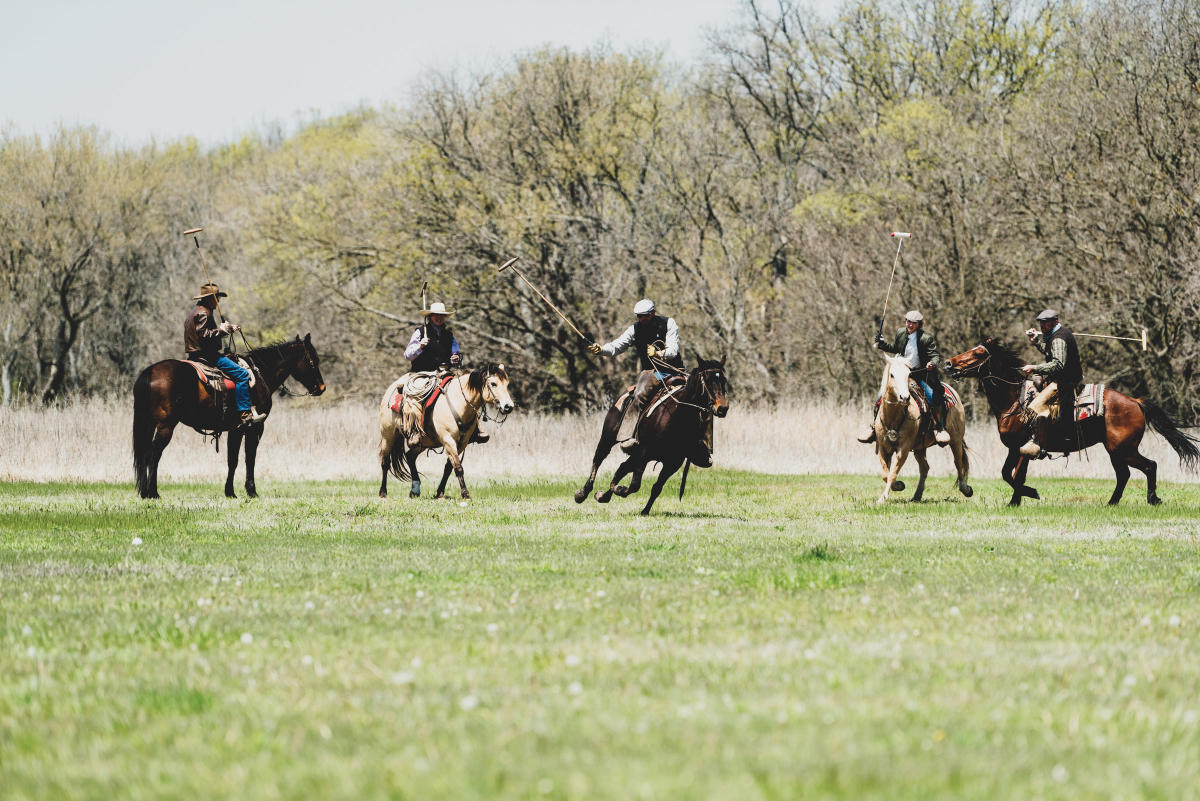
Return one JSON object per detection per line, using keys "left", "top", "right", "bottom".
{"left": 420, "top": 301, "right": 455, "bottom": 317}
{"left": 193, "top": 283, "right": 227, "bottom": 300}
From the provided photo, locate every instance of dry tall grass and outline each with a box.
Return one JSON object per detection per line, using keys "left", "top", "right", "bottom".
{"left": 2, "top": 396, "right": 1196, "bottom": 486}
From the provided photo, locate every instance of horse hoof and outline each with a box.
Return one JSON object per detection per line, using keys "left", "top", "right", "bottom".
{"left": 573, "top": 489, "right": 588, "bottom": 504}
{"left": 1148, "top": 496, "right": 1162, "bottom": 506}
{"left": 596, "top": 491, "right": 612, "bottom": 503}
{"left": 461, "top": 492, "right": 470, "bottom": 500}
{"left": 409, "top": 491, "right": 419, "bottom": 499}
{"left": 891, "top": 480, "right": 905, "bottom": 491}
{"left": 614, "top": 485, "right": 630, "bottom": 498}
{"left": 961, "top": 484, "right": 974, "bottom": 498}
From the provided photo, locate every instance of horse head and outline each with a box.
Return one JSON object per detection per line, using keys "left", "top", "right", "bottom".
{"left": 944, "top": 337, "right": 995, "bottom": 379}
{"left": 882, "top": 355, "right": 912, "bottom": 404}
{"left": 468, "top": 363, "right": 515, "bottom": 415}
{"left": 693, "top": 356, "right": 729, "bottom": 418}
{"left": 289, "top": 333, "right": 326, "bottom": 395}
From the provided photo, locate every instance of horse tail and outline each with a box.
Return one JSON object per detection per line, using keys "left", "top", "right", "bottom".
{"left": 388, "top": 441, "right": 411, "bottom": 482}
{"left": 133, "top": 367, "right": 154, "bottom": 496}
{"left": 678, "top": 459, "right": 691, "bottom": 501}
{"left": 1138, "top": 399, "right": 1200, "bottom": 470}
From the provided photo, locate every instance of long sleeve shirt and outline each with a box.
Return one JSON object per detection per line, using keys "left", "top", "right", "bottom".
{"left": 600, "top": 317, "right": 680, "bottom": 360}
{"left": 404, "top": 326, "right": 460, "bottom": 361}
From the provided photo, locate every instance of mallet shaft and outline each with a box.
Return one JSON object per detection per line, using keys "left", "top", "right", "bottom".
{"left": 498, "top": 257, "right": 593, "bottom": 345}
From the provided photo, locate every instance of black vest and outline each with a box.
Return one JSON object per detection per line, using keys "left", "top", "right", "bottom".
{"left": 411, "top": 323, "right": 454, "bottom": 372}
{"left": 1044, "top": 327, "right": 1083, "bottom": 389}
{"left": 633, "top": 316, "right": 683, "bottom": 371}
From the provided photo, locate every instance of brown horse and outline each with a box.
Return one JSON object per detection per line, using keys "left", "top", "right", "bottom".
{"left": 574, "top": 357, "right": 729, "bottom": 515}
{"left": 132, "top": 335, "right": 326, "bottom": 499}
{"left": 378, "top": 364, "right": 514, "bottom": 500}
{"left": 945, "top": 337, "right": 1199, "bottom": 505}
{"left": 873, "top": 354, "right": 972, "bottom": 503}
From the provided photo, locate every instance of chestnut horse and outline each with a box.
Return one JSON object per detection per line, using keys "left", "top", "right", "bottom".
{"left": 945, "top": 338, "right": 1199, "bottom": 505}
{"left": 574, "top": 357, "right": 729, "bottom": 515}
{"left": 378, "top": 364, "right": 514, "bottom": 500}
{"left": 133, "top": 335, "right": 326, "bottom": 499}
{"left": 874, "top": 354, "right": 972, "bottom": 503}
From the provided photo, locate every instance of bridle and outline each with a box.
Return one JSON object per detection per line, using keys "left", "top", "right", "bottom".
{"left": 272, "top": 342, "right": 323, "bottom": 397}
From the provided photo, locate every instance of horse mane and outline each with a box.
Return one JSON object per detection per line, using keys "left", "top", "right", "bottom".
{"left": 982, "top": 338, "right": 1025, "bottom": 376}
{"left": 468, "top": 362, "right": 507, "bottom": 394}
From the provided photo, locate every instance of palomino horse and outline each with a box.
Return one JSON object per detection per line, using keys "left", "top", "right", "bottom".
{"left": 945, "top": 338, "right": 1199, "bottom": 505}
{"left": 378, "top": 363, "right": 515, "bottom": 500}
{"left": 874, "top": 354, "right": 972, "bottom": 503}
{"left": 574, "top": 357, "right": 729, "bottom": 515}
{"left": 133, "top": 335, "right": 326, "bottom": 499}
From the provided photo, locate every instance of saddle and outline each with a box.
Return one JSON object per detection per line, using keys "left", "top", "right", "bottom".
{"left": 1020, "top": 380, "right": 1105, "bottom": 423}
{"left": 389, "top": 370, "right": 455, "bottom": 442}
{"left": 185, "top": 358, "right": 255, "bottom": 393}
{"left": 615, "top": 375, "right": 687, "bottom": 414}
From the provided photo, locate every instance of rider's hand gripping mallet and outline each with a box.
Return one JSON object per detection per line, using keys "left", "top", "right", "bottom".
{"left": 878, "top": 232, "right": 911, "bottom": 340}
{"left": 497, "top": 257, "right": 595, "bottom": 347}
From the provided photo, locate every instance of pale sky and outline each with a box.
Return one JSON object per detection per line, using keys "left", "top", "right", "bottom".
{"left": 2, "top": 0, "right": 839, "bottom": 148}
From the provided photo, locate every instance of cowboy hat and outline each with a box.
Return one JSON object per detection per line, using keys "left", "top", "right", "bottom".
{"left": 193, "top": 283, "right": 227, "bottom": 300}
{"left": 420, "top": 301, "right": 455, "bottom": 317}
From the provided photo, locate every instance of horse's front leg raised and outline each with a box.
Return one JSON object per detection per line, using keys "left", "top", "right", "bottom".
{"left": 576, "top": 409, "right": 621, "bottom": 504}
{"left": 597, "top": 456, "right": 638, "bottom": 503}
{"left": 641, "top": 457, "right": 684, "bottom": 515}
{"left": 1003, "top": 450, "right": 1039, "bottom": 506}
{"left": 950, "top": 435, "right": 973, "bottom": 498}
{"left": 225, "top": 427, "right": 244, "bottom": 498}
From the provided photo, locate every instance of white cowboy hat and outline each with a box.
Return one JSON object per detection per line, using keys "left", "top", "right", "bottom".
{"left": 420, "top": 301, "right": 455, "bottom": 317}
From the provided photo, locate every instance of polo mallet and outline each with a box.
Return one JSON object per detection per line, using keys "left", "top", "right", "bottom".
{"left": 497, "top": 257, "right": 595, "bottom": 346}
{"left": 878, "top": 232, "right": 911, "bottom": 339}
{"left": 182, "top": 227, "right": 247, "bottom": 353}
{"left": 1075, "top": 328, "right": 1149, "bottom": 351}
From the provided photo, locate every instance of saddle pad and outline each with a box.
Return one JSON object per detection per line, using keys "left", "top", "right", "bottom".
{"left": 389, "top": 388, "right": 404, "bottom": 414}
{"left": 1074, "top": 383, "right": 1105, "bottom": 420}
{"left": 185, "top": 360, "right": 235, "bottom": 391}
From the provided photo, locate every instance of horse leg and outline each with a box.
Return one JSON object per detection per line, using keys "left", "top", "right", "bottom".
{"left": 435, "top": 460, "right": 454, "bottom": 499}
{"left": 145, "top": 423, "right": 176, "bottom": 500}
{"left": 596, "top": 457, "right": 637, "bottom": 503}
{"left": 575, "top": 409, "right": 621, "bottom": 504}
{"left": 224, "top": 428, "right": 243, "bottom": 498}
{"left": 1128, "top": 450, "right": 1161, "bottom": 505}
{"left": 615, "top": 464, "right": 644, "bottom": 497}
{"left": 243, "top": 426, "right": 261, "bottom": 498}
{"left": 878, "top": 445, "right": 911, "bottom": 503}
{"left": 951, "top": 435, "right": 973, "bottom": 498}
{"left": 640, "top": 458, "right": 683, "bottom": 515}
{"left": 407, "top": 449, "right": 422, "bottom": 498}
{"left": 911, "top": 448, "right": 929, "bottom": 502}
{"left": 442, "top": 441, "right": 470, "bottom": 500}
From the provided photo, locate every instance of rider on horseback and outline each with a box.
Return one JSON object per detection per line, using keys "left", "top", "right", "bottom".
{"left": 859, "top": 310, "right": 951, "bottom": 446}
{"left": 402, "top": 301, "right": 486, "bottom": 448}
{"left": 1018, "top": 309, "right": 1083, "bottom": 458}
{"left": 184, "top": 283, "right": 265, "bottom": 428}
{"left": 587, "top": 299, "right": 712, "bottom": 468}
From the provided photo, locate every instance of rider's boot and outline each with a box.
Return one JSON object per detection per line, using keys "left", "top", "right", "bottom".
{"left": 1018, "top": 416, "right": 1048, "bottom": 458}
{"left": 470, "top": 429, "right": 490, "bottom": 444}
{"left": 934, "top": 405, "right": 951, "bottom": 446}
{"left": 619, "top": 372, "right": 656, "bottom": 453}
{"left": 240, "top": 407, "right": 267, "bottom": 427}
{"left": 857, "top": 399, "right": 881, "bottom": 443}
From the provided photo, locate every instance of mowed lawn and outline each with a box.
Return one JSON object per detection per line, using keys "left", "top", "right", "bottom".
{"left": 3, "top": 472, "right": 1200, "bottom": 801}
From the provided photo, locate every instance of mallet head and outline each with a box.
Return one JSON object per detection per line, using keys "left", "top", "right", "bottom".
{"left": 890, "top": 232, "right": 911, "bottom": 238}
{"left": 498, "top": 257, "right": 520, "bottom": 272}
{"left": 182, "top": 227, "right": 203, "bottom": 236}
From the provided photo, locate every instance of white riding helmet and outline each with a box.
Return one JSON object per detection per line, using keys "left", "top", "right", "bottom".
{"left": 633, "top": 299, "right": 655, "bottom": 316}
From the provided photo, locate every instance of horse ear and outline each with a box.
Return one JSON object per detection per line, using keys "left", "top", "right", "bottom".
{"left": 984, "top": 337, "right": 993, "bottom": 346}
{"left": 304, "top": 333, "right": 311, "bottom": 343}
{"left": 696, "top": 355, "right": 702, "bottom": 367}
{"left": 719, "top": 357, "right": 726, "bottom": 367}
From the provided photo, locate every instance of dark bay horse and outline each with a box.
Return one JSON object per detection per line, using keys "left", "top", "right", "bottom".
{"left": 574, "top": 357, "right": 729, "bottom": 515}
{"left": 378, "top": 364, "right": 515, "bottom": 500}
{"left": 133, "top": 335, "right": 326, "bottom": 499}
{"left": 945, "top": 338, "right": 1198, "bottom": 505}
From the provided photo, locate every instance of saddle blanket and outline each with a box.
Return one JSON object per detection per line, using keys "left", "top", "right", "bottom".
{"left": 1074, "top": 383, "right": 1105, "bottom": 421}
{"left": 906, "top": 380, "right": 958, "bottom": 417}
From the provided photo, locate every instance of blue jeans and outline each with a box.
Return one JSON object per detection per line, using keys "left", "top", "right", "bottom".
{"left": 216, "top": 355, "right": 252, "bottom": 412}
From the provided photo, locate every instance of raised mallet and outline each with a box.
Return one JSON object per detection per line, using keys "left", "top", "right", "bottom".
{"left": 1075, "top": 328, "right": 1149, "bottom": 351}
{"left": 497, "top": 257, "right": 594, "bottom": 346}
{"left": 878, "top": 232, "right": 911, "bottom": 338}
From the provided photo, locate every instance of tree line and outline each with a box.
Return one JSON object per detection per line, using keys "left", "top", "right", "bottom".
{"left": 3, "top": 0, "right": 1198, "bottom": 417}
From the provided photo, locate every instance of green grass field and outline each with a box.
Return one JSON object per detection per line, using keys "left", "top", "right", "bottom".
{"left": 3, "top": 472, "right": 1200, "bottom": 800}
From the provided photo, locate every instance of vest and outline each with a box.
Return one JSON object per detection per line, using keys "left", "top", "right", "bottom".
{"left": 633, "top": 316, "right": 683, "bottom": 371}
{"left": 411, "top": 324, "right": 454, "bottom": 372}
{"left": 1045, "top": 327, "right": 1083, "bottom": 389}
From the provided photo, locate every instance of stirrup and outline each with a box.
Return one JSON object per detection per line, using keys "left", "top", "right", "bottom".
{"left": 619, "top": 438, "right": 640, "bottom": 454}
{"left": 470, "top": 430, "right": 490, "bottom": 444}
{"left": 856, "top": 428, "right": 876, "bottom": 444}
{"left": 1018, "top": 441, "right": 1043, "bottom": 458}
{"left": 240, "top": 408, "right": 267, "bottom": 427}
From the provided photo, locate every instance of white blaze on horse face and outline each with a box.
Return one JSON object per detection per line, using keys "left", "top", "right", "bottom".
{"left": 888, "top": 356, "right": 911, "bottom": 402}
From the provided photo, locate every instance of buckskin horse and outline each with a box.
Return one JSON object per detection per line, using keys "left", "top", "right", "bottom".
{"left": 873, "top": 353, "right": 973, "bottom": 503}
{"left": 378, "top": 363, "right": 515, "bottom": 500}
{"left": 945, "top": 337, "right": 1199, "bottom": 505}
{"left": 574, "top": 357, "right": 729, "bottom": 515}
{"left": 132, "top": 335, "right": 326, "bottom": 499}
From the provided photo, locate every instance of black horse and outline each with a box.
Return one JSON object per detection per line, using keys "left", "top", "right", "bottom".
{"left": 574, "top": 357, "right": 729, "bottom": 515}
{"left": 133, "top": 335, "right": 326, "bottom": 499}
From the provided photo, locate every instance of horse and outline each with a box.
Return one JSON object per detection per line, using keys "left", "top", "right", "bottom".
{"left": 378, "top": 363, "right": 515, "bottom": 500}
{"left": 574, "top": 357, "right": 729, "bottom": 515}
{"left": 945, "top": 337, "right": 1200, "bottom": 505}
{"left": 873, "top": 354, "right": 973, "bottom": 503}
{"left": 133, "top": 334, "right": 326, "bottom": 499}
